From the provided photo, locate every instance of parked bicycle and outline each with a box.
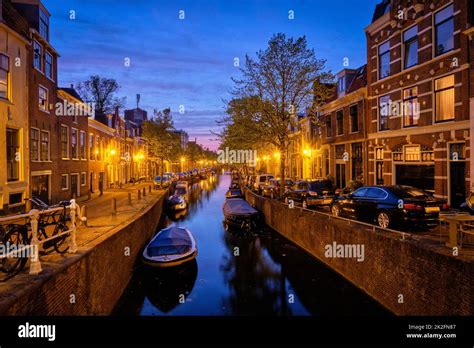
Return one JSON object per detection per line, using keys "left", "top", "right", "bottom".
{"left": 0, "top": 198, "right": 72, "bottom": 281}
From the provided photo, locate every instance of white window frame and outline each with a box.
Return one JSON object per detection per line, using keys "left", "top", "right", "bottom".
{"left": 81, "top": 172, "right": 87, "bottom": 186}
{"left": 45, "top": 51, "right": 53, "bottom": 80}
{"left": 33, "top": 40, "right": 43, "bottom": 72}
{"left": 30, "top": 127, "right": 40, "bottom": 162}
{"left": 38, "top": 85, "right": 49, "bottom": 112}
{"left": 60, "top": 124, "right": 69, "bottom": 159}
{"left": 40, "top": 129, "right": 50, "bottom": 161}
{"left": 61, "top": 174, "right": 69, "bottom": 191}
{"left": 71, "top": 127, "right": 79, "bottom": 159}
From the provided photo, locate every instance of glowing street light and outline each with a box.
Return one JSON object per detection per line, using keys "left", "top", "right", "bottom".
{"left": 110, "top": 149, "right": 116, "bottom": 156}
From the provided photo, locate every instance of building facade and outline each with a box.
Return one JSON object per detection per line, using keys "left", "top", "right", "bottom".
{"left": 0, "top": 0, "right": 30, "bottom": 214}
{"left": 320, "top": 66, "right": 368, "bottom": 189}
{"left": 366, "top": 0, "right": 471, "bottom": 208}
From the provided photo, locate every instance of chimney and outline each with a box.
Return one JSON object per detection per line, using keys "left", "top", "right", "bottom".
{"left": 70, "top": 83, "right": 74, "bottom": 89}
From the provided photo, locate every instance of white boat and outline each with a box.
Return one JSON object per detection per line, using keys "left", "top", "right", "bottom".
{"left": 142, "top": 226, "right": 197, "bottom": 267}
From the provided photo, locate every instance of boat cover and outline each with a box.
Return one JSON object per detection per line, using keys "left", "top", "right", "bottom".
{"left": 223, "top": 198, "right": 258, "bottom": 217}
{"left": 147, "top": 227, "right": 192, "bottom": 256}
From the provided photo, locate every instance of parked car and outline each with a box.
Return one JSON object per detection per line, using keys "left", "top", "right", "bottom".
{"left": 154, "top": 175, "right": 170, "bottom": 189}
{"left": 283, "top": 180, "right": 335, "bottom": 208}
{"left": 331, "top": 185, "right": 449, "bottom": 229}
{"left": 253, "top": 174, "right": 274, "bottom": 194}
{"left": 460, "top": 192, "right": 474, "bottom": 214}
{"left": 262, "top": 178, "right": 293, "bottom": 199}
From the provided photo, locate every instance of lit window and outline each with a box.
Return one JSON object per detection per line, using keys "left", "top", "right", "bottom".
{"left": 435, "top": 75, "right": 455, "bottom": 122}
{"left": 39, "top": 86, "right": 48, "bottom": 111}
{"left": 379, "top": 95, "right": 391, "bottom": 131}
{"left": 30, "top": 128, "right": 39, "bottom": 161}
{"left": 6, "top": 128, "right": 19, "bottom": 182}
{"left": 403, "top": 87, "right": 419, "bottom": 127}
{"left": 403, "top": 25, "right": 418, "bottom": 68}
{"left": 40, "top": 131, "right": 50, "bottom": 161}
{"left": 435, "top": 5, "right": 454, "bottom": 56}
{"left": 60, "top": 125, "right": 69, "bottom": 158}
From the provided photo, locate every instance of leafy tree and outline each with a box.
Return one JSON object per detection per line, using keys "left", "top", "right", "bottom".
{"left": 220, "top": 33, "right": 333, "bottom": 192}
{"left": 142, "top": 108, "right": 180, "bottom": 183}
{"left": 77, "top": 75, "right": 126, "bottom": 115}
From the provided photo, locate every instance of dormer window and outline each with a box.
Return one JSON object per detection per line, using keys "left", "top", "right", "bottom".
{"left": 338, "top": 76, "right": 346, "bottom": 94}
{"left": 39, "top": 9, "right": 49, "bottom": 41}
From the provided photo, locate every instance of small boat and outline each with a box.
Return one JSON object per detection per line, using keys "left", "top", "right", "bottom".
{"left": 143, "top": 226, "right": 197, "bottom": 267}
{"left": 226, "top": 188, "right": 244, "bottom": 199}
{"left": 166, "top": 194, "right": 187, "bottom": 210}
{"left": 222, "top": 198, "right": 261, "bottom": 232}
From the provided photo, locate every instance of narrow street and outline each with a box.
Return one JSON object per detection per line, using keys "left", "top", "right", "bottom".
{"left": 114, "top": 175, "right": 390, "bottom": 316}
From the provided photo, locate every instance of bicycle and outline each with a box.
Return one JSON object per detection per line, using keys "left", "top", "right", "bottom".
{"left": 0, "top": 198, "right": 72, "bottom": 281}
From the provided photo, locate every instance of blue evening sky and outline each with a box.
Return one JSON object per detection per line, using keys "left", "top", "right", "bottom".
{"left": 44, "top": 0, "right": 380, "bottom": 150}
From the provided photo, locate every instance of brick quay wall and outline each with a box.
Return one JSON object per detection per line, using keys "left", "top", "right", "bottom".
{"left": 245, "top": 190, "right": 473, "bottom": 316}
{"left": 0, "top": 191, "right": 166, "bottom": 315}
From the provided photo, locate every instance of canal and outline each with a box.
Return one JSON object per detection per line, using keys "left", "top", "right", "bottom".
{"left": 114, "top": 175, "right": 391, "bottom": 316}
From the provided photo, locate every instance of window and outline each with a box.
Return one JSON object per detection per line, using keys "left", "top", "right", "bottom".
{"left": 9, "top": 193, "right": 23, "bottom": 205}
{"left": 39, "top": 86, "right": 48, "bottom": 111}
{"left": 80, "top": 131, "right": 86, "bottom": 159}
{"left": 405, "top": 145, "right": 421, "bottom": 162}
{"left": 71, "top": 128, "right": 78, "bottom": 159}
{"left": 336, "top": 110, "right": 344, "bottom": 135}
{"left": 435, "top": 4, "right": 454, "bottom": 56}
{"left": 81, "top": 172, "right": 86, "bottom": 186}
{"left": 60, "top": 125, "right": 69, "bottom": 158}
{"left": 6, "top": 128, "right": 19, "bottom": 182}
{"left": 96, "top": 136, "right": 101, "bottom": 161}
{"left": 435, "top": 75, "right": 455, "bottom": 122}
{"left": 45, "top": 52, "right": 53, "bottom": 79}
{"left": 89, "top": 134, "right": 95, "bottom": 160}
{"left": 378, "top": 41, "right": 390, "bottom": 79}
{"left": 351, "top": 143, "right": 363, "bottom": 180}
{"left": 40, "top": 131, "right": 49, "bottom": 161}
{"left": 366, "top": 188, "right": 387, "bottom": 199}
{"left": 379, "top": 95, "right": 391, "bottom": 131}
{"left": 39, "top": 9, "right": 49, "bottom": 41}
{"left": 403, "top": 25, "right": 418, "bottom": 68}
{"left": 33, "top": 41, "right": 42, "bottom": 71}
{"left": 0, "top": 54, "right": 9, "bottom": 99}
{"left": 338, "top": 76, "right": 346, "bottom": 94}
{"left": 61, "top": 174, "right": 68, "bottom": 190}
{"left": 352, "top": 188, "right": 368, "bottom": 198}
{"left": 30, "top": 128, "right": 39, "bottom": 161}
{"left": 326, "top": 115, "right": 333, "bottom": 137}
{"left": 350, "top": 105, "right": 358, "bottom": 133}
{"left": 375, "top": 147, "right": 384, "bottom": 185}
{"left": 403, "top": 87, "right": 419, "bottom": 127}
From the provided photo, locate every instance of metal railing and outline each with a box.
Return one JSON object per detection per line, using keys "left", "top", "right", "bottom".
{"left": 0, "top": 199, "right": 87, "bottom": 276}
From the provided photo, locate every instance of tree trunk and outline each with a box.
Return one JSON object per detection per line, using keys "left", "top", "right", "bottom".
{"left": 279, "top": 153, "right": 286, "bottom": 198}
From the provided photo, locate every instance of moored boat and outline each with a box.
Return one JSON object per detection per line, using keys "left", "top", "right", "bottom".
{"left": 143, "top": 226, "right": 197, "bottom": 267}
{"left": 222, "top": 198, "right": 261, "bottom": 232}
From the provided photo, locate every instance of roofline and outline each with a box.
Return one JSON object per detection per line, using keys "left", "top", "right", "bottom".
{"left": 365, "top": 12, "right": 390, "bottom": 34}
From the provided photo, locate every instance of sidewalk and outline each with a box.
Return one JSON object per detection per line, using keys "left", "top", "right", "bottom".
{"left": 0, "top": 183, "right": 168, "bottom": 297}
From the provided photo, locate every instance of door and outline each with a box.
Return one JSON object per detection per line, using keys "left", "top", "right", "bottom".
{"left": 71, "top": 174, "right": 78, "bottom": 199}
{"left": 336, "top": 163, "right": 346, "bottom": 189}
{"left": 450, "top": 162, "right": 466, "bottom": 208}
{"left": 31, "top": 175, "right": 50, "bottom": 204}
{"left": 90, "top": 172, "right": 94, "bottom": 193}
{"left": 344, "top": 187, "right": 368, "bottom": 219}
{"left": 99, "top": 172, "right": 104, "bottom": 194}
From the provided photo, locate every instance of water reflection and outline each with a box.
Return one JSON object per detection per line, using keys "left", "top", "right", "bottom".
{"left": 114, "top": 175, "right": 391, "bottom": 316}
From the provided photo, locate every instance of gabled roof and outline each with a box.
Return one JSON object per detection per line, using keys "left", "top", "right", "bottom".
{"left": 346, "top": 65, "right": 367, "bottom": 94}
{"left": 372, "top": 0, "right": 391, "bottom": 23}
{"left": 59, "top": 87, "right": 83, "bottom": 102}
{"left": 1, "top": 0, "right": 30, "bottom": 40}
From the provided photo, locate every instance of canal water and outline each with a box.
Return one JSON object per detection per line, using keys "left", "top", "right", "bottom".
{"left": 114, "top": 175, "right": 391, "bottom": 316}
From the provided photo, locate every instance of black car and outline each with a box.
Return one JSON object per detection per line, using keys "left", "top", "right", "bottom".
{"left": 331, "top": 185, "right": 449, "bottom": 229}
{"left": 283, "top": 180, "right": 336, "bottom": 208}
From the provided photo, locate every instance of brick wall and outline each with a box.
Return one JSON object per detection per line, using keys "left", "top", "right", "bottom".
{"left": 0, "top": 194, "right": 166, "bottom": 315}
{"left": 245, "top": 190, "right": 474, "bottom": 315}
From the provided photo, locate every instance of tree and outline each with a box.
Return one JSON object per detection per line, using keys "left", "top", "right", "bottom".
{"left": 77, "top": 75, "right": 126, "bottom": 116}
{"left": 142, "top": 108, "right": 180, "bottom": 184}
{"left": 221, "top": 33, "right": 333, "bottom": 192}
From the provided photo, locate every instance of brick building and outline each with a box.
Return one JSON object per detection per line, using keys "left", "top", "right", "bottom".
{"left": 12, "top": 0, "right": 60, "bottom": 205}
{"left": 365, "top": 0, "right": 471, "bottom": 208}
{"left": 0, "top": 0, "right": 30, "bottom": 214}
{"left": 56, "top": 87, "right": 90, "bottom": 200}
{"left": 320, "top": 66, "right": 368, "bottom": 189}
